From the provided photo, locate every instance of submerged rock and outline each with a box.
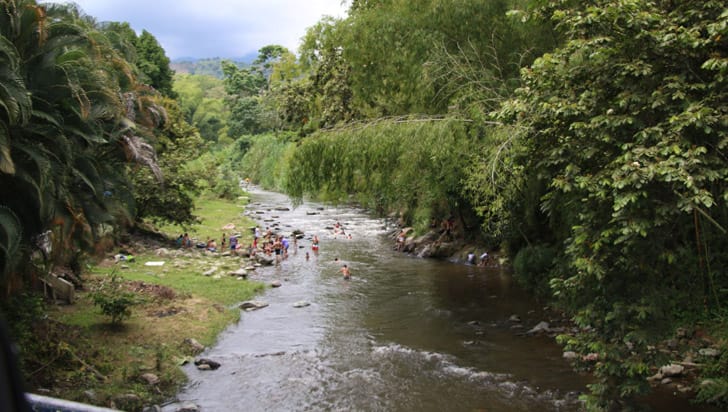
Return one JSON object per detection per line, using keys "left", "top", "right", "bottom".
{"left": 239, "top": 300, "right": 269, "bottom": 311}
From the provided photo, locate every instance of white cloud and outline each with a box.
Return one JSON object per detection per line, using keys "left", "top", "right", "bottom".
{"left": 56, "top": 0, "right": 348, "bottom": 58}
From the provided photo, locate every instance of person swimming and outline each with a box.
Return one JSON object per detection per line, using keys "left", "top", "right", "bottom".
{"left": 340, "top": 264, "right": 351, "bottom": 280}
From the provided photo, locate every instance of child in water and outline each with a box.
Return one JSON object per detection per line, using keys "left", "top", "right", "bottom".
{"left": 340, "top": 264, "right": 351, "bottom": 280}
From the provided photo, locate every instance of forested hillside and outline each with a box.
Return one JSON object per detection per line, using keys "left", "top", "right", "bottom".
{"left": 170, "top": 56, "right": 255, "bottom": 78}
{"left": 1, "top": 0, "right": 727, "bottom": 410}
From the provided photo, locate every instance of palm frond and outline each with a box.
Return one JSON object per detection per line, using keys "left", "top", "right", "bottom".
{"left": 0, "top": 124, "right": 15, "bottom": 174}
{"left": 0, "top": 205, "right": 23, "bottom": 278}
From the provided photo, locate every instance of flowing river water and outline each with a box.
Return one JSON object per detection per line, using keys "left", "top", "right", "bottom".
{"left": 164, "top": 188, "right": 715, "bottom": 412}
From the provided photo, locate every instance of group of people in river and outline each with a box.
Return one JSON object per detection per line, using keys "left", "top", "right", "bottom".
{"left": 175, "top": 222, "right": 353, "bottom": 279}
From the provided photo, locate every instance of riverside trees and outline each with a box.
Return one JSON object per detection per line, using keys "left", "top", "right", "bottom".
{"left": 0, "top": 0, "right": 198, "bottom": 294}
{"left": 234, "top": 0, "right": 728, "bottom": 409}
{"left": 494, "top": 1, "right": 728, "bottom": 408}
{"left": 2, "top": 0, "right": 727, "bottom": 409}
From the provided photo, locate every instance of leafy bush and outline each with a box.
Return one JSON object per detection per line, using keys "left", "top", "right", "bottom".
{"left": 512, "top": 244, "right": 556, "bottom": 298}
{"left": 91, "top": 273, "right": 138, "bottom": 325}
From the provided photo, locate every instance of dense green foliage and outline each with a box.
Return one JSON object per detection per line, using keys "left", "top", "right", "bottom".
{"left": 0, "top": 0, "right": 200, "bottom": 292}
{"left": 491, "top": 0, "right": 728, "bottom": 408}
{"left": 3, "top": 0, "right": 728, "bottom": 409}
{"left": 135, "top": 30, "right": 177, "bottom": 97}
{"left": 0, "top": 0, "right": 152, "bottom": 290}
{"left": 285, "top": 118, "right": 478, "bottom": 232}
{"left": 229, "top": 0, "right": 728, "bottom": 409}
{"left": 173, "top": 74, "right": 230, "bottom": 143}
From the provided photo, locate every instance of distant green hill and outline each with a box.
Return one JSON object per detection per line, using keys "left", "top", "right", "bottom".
{"left": 171, "top": 54, "right": 256, "bottom": 78}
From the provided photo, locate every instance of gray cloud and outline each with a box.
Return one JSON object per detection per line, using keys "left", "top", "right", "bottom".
{"left": 58, "top": 0, "right": 348, "bottom": 59}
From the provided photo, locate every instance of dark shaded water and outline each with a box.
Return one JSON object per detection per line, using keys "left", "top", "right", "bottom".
{"left": 165, "top": 189, "right": 715, "bottom": 412}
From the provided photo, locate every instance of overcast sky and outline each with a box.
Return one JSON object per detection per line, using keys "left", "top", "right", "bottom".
{"left": 55, "top": 0, "right": 349, "bottom": 59}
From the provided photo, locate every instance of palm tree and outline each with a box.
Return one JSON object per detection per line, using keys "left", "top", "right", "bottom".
{"left": 0, "top": 0, "right": 165, "bottom": 294}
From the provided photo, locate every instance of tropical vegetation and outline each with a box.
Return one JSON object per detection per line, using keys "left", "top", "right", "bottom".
{"left": 1, "top": 0, "right": 727, "bottom": 410}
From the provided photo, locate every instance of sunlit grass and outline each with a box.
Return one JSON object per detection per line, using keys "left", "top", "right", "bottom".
{"left": 153, "top": 193, "right": 255, "bottom": 246}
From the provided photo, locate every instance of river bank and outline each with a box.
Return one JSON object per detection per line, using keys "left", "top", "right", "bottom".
{"left": 19, "top": 196, "right": 265, "bottom": 410}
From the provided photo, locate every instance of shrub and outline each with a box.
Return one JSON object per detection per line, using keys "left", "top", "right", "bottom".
{"left": 91, "top": 273, "right": 138, "bottom": 325}
{"left": 512, "top": 244, "right": 556, "bottom": 298}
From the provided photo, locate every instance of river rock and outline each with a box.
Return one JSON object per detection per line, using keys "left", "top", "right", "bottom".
{"left": 202, "top": 268, "right": 217, "bottom": 276}
{"left": 140, "top": 373, "right": 159, "bottom": 385}
{"left": 563, "top": 351, "right": 579, "bottom": 361}
{"left": 508, "top": 314, "right": 521, "bottom": 322}
{"left": 293, "top": 301, "right": 311, "bottom": 308}
{"left": 229, "top": 268, "right": 247, "bottom": 277}
{"left": 256, "top": 255, "right": 275, "bottom": 266}
{"left": 675, "top": 327, "right": 691, "bottom": 338}
{"left": 244, "top": 266, "right": 256, "bottom": 271}
{"left": 113, "top": 394, "right": 142, "bottom": 410}
{"left": 526, "top": 321, "right": 550, "bottom": 335}
{"left": 659, "top": 363, "right": 685, "bottom": 377}
{"left": 176, "top": 402, "right": 200, "bottom": 412}
{"left": 417, "top": 244, "right": 433, "bottom": 258}
{"left": 194, "top": 358, "right": 221, "bottom": 370}
{"left": 184, "top": 338, "right": 205, "bottom": 352}
{"left": 699, "top": 348, "right": 721, "bottom": 357}
{"left": 429, "top": 241, "right": 458, "bottom": 258}
{"left": 271, "top": 280, "right": 282, "bottom": 288}
{"left": 239, "top": 300, "right": 269, "bottom": 311}
{"left": 82, "top": 390, "right": 98, "bottom": 403}
{"left": 155, "top": 248, "right": 170, "bottom": 256}
{"left": 275, "top": 207, "right": 290, "bottom": 211}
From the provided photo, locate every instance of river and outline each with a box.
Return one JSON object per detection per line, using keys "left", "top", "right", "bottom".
{"left": 164, "top": 188, "right": 714, "bottom": 412}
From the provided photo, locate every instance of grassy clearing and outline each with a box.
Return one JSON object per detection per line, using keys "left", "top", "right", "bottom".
{"left": 154, "top": 194, "right": 255, "bottom": 246}
{"left": 34, "top": 193, "right": 264, "bottom": 410}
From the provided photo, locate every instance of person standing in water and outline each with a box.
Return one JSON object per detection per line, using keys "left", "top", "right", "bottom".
{"left": 312, "top": 235, "right": 320, "bottom": 252}
{"left": 340, "top": 264, "right": 351, "bottom": 280}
